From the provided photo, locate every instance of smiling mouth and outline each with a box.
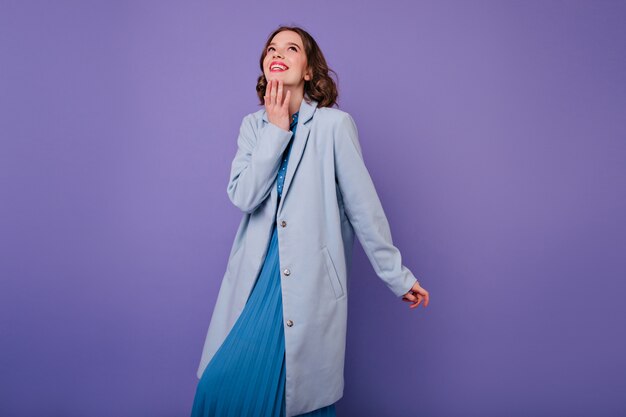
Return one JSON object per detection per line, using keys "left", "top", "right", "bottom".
{"left": 270, "top": 63, "right": 289, "bottom": 72}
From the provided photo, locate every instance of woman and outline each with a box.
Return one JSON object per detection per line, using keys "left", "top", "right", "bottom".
{"left": 191, "top": 25, "right": 430, "bottom": 417}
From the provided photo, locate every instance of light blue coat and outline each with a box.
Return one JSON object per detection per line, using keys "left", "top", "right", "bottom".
{"left": 196, "top": 96, "right": 418, "bottom": 416}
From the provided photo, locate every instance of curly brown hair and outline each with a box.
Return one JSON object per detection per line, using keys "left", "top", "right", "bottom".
{"left": 256, "top": 25, "right": 339, "bottom": 108}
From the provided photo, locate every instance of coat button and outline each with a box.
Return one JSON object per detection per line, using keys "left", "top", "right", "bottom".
{"left": 286, "top": 319, "right": 293, "bottom": 327}
{"left": 280, "top": 220, "right": 287, "bottom": 227}
{"left": 283, "top": 268, "right": 291, "bottom": 276}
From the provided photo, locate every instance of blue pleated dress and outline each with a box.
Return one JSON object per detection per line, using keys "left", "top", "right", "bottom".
{"left": 191, "top": 111, "right": 337, "bottom": 417}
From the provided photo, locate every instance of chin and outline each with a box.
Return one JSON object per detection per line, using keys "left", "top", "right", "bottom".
{"left": 267, "top": 73, "right": 291, "bottom": 81}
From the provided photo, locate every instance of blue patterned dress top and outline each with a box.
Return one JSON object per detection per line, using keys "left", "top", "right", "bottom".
{"left": 191, "top": 111, "right": 337, "bottom": 416}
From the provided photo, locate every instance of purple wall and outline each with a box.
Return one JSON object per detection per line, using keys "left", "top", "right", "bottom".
{"left": 1, "top": 1, "right": 625, "bottom": 416}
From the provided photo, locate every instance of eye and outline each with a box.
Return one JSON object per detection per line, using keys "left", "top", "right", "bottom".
{"left": 267, "top": 46, "right": 298, "bottom": 52}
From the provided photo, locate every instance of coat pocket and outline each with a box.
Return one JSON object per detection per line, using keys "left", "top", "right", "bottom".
{"left": 322, "top": 245, "right": 344, "bottom": 299}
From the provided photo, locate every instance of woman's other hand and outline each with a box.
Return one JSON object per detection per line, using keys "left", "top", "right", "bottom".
{"left": 402, "top": 281, "right": 430, "bottom": 309}
{"left": 264, "top": 79, "right": 291, "bottom": 132}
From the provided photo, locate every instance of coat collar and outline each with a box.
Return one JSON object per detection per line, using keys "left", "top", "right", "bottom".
{"left": 264, "top": 96, "right": 318, "bottom": 217}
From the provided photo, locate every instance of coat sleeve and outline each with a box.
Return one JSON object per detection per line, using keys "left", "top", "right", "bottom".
{"left": 334, "top": 113, "right": 419, "bottom": 298}
{"left": 227, "top": 115, "right": 294, "bottom": 213}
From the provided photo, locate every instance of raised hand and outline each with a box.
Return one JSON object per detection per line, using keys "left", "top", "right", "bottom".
{"left": 264, "top": 79, "right": 291, "bottom": 132}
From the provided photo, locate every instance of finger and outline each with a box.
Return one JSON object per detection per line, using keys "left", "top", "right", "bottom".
{"left": 402, "top": 292, "right": 418, "bottom": 303}
{"left": 277, "top": 79, "right": 283, "bottom": 106}
{"left": 412, "top": 288, "right": 429, "bottom": 307}
{"left": 417, "top": 289, "right": 429, "bottom": 307}
{"left": 401, "top": 295, "right": 413, "bottom": 302}
{"left": 270, "top": 79, "right": 277, "bottom": 105}
{"left": 266, "top": 80, "right": 272, "bottom": 107}
{"left": 404, "top": 292, "right": 417, "bottom": 301}
{"left": 265, "top": 79, "right": 272, "bottom": 104}
{"left": 283, "top": 89, "right": 291, "bottom": 111}
{"left": 410, "top": 294, "right": 423, "bottom": 309}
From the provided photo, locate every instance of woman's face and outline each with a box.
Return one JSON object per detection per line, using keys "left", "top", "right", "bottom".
{"left": 263, "top": 30, "right": 311, "bottom": 88}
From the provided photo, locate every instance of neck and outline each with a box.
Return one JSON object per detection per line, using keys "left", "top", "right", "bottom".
{"left": 285, "top": 85, "right": 305, "bottom": 116}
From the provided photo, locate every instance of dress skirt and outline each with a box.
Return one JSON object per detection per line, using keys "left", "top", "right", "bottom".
{"left": 191, "top": 111, "right": 337, "bottom": 417}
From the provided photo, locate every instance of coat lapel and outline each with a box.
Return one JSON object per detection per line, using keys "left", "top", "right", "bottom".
{"left": 262, "top": 97, "right": 318, "bottom": 216}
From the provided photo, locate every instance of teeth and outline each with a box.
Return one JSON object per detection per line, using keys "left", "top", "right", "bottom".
{"left": 271, "top": 65, "right": 287, "bottom": 70}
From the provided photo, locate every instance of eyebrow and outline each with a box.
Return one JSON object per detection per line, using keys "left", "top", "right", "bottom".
{"left": 268, "top": 42, "right": 301, "bottom": 49}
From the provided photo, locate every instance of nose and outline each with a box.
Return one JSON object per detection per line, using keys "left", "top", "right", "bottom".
{"left": 272, "top": 48, "right": 284, "bottom": 59}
